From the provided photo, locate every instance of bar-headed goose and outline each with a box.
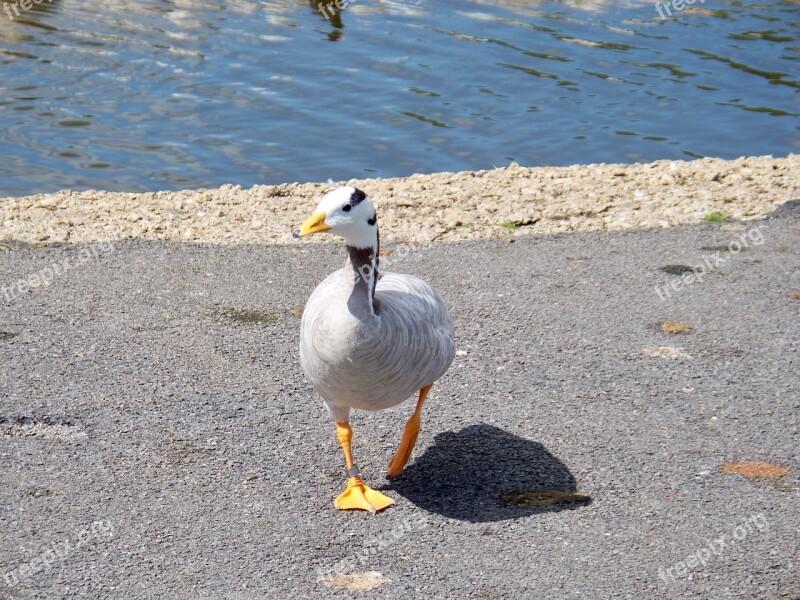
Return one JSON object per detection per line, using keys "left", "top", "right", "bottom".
{"left": 295, "top": 186, "right": 455, "bottom": 513}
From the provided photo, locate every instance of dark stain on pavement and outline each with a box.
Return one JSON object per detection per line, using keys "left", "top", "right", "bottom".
{"left": 700, "top": 245, "right": 750, "bottom": 253}
{"left": 659, "top": 264, "right": 695, "bottom": 276}
{"left": 499, "top": 490, "right": 591, "bottom": 507}
{"left": 385, "top": 424, "right": 588, "bottom": 522}
{"left": 211, "top": 307, "right": 281, "bottom": 325}
{"left": 0, "top": 331, "right": 18, "bottom": 340}
{"left": 1, "top": 415, "right": 87, "bottom": 440}
{"left": 1, "top": 415, "right": 77, "bottom": 428}
{"left": 21, "top": 486, "right": 54, "bottom": 498}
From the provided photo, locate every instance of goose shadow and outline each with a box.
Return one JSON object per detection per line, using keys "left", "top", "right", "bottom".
{"left": 383, "top": 424, "right": 591, "bottom": 522}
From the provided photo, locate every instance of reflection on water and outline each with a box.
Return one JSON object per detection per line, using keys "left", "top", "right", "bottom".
{"left": 0, "top": 0, "right": 797, "bottom": 196}
{"left": 309, "top": 0, "right": 345, "bottom": 33}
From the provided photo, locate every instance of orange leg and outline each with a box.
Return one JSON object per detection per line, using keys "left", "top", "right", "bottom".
{"left": 333, "top": 422, "right": 394, "bottom": 513}
{"left": 387, "top": 384, "right": 432, "bottom": 478}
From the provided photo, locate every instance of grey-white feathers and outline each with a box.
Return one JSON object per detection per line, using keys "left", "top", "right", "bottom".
{"left": 299, "top": 187, "right": 455, "bottom": 422}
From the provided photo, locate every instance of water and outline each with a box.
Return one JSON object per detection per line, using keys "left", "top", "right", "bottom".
{"left": 0, "top": 0, "right": 797, "bottom": 197}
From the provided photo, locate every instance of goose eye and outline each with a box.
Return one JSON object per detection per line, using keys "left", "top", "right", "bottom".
{"left": 342, "top": 203, "right": 352, "bottom": 212}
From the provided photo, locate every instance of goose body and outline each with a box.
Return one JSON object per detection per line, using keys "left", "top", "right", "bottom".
{"left": 296, "top": 186, "right": 455, "bottom": 512}
{"left": 300, "top": 258, "right": 455, "bottom": 416}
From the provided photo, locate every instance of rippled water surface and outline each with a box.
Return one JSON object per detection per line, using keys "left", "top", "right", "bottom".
{"left": 0, "top": 0, "right": 797, "bottom": 196}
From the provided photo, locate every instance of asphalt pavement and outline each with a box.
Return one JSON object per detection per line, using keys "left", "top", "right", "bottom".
{"left": 1, "top": 206, "right": 798, "bottom": 599}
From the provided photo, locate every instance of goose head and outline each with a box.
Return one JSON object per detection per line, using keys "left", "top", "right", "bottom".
{"left": 295, "top": 186, "right": 377, "bottom": 249}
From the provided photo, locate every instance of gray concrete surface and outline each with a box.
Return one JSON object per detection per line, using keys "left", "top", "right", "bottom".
{"left": 0, "top": 207, "right": 798, "bottom": 599}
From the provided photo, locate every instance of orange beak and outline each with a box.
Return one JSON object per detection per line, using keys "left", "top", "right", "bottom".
{"left": 298, "top": 212, "right": 331, "bottom": 236}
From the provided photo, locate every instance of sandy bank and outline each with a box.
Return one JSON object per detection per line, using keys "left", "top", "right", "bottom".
{"left": 1, "top": 154, "right": 797, "bottom": 246}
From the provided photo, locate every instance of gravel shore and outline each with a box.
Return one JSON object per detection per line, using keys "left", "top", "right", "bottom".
{"left": 1, "top": 154, "right": 797, "bottom": 246}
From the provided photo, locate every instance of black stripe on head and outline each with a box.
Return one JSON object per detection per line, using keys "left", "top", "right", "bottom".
{"left": 350, "top": 188, "right": 367, "bottom": 207}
